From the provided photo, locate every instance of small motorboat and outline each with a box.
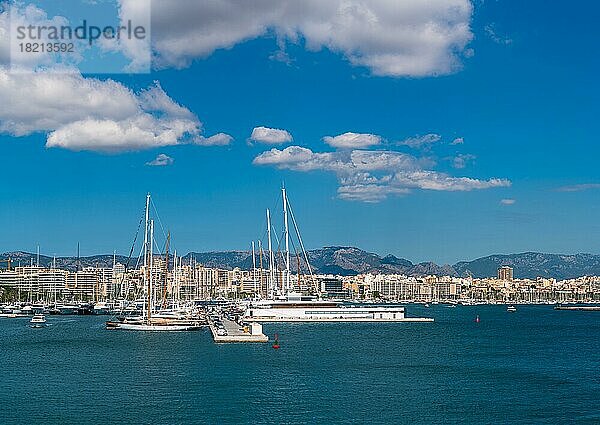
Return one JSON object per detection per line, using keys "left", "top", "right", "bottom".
{"left": 507, "top": 305, "right": 517, "bottom": 312}
{"left": 30, "top": 315, "right": 47, "bottom": 328}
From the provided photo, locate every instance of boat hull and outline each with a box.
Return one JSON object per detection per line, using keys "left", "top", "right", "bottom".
{"left": 243, "top": 305, "right": 433, "bottom": 322}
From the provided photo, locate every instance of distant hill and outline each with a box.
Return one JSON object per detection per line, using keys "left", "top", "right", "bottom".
{"left": 0, "top": 251, "right": 133, "bottom": 271}
{"left": 2, "top": 248, "right": 600, "bottom": 280}
{"left": 453, "top": 252, "right": 600, "bottom": 280}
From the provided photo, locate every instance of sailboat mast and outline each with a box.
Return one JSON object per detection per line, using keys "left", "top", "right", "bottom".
{"left": 258, "top": 240, "right": 263, "bottom": 297}
{"left": 282, "top": 187, "right": 290, "bottom": 294}
{"left": 162, "top": 231, "right": 170, "bottom": 308}
{"left": 148, "top": 219, "right": 154, "bottom": 322}
{"left": 173, "top": 250, "right": 179, "bottom": 306}
{"left": 143, "top": 193, "right": 150, "bottom": 268}
{"left": 142, "top": 194, "right": 150, "bottom": 320}
{"left": 53, "top": 255, "right": 57, "bottom": 304}
{"left": 252, "top": 241, "right": 257, "bottom": 295}
{"left": 266, "top": 208, "right": 275, "bottom": 298}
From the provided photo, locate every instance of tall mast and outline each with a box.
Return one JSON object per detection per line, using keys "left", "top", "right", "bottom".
{"left": 53, "top": 255, "right": 57, "bottom": 304}
{"left": 147, "top": 219, "right": 154, "bottom": 322}
{"left": 266, "top": 208, "right": 275, "bottom": 298}
{"left": 173, "top": 250, "right": 179, "bottom": 306}
{"left": 142, "top": 193, "right": 150, "bottom": 320}
{"left": 143, "top": 193, "right": 150, "bottom": 269}
{"left": 252, "top": 241, "right": 257, "bottom": 295}
{"left": 282, "top": 187, "right": 291, "bottom": 294}
{"left": 162, "top": 231, "right": 170, "bottom": 308}
{"left": 258, "top": 240, "right": 263, "bottom": 298}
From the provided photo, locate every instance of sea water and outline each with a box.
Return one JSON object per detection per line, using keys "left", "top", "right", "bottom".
{"left": 0, "top": 305, "right": 598, "bottom": 424}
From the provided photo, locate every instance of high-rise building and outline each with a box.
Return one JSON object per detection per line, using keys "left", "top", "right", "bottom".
{"left": 498, "top": 266, "right": 514, "bottom": 281}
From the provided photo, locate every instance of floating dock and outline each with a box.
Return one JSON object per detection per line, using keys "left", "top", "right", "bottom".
{"left": 209, "top": 318, "right": 269, "bottom": 343}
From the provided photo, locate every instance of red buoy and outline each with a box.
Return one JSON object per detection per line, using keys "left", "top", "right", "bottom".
{"left": 272, "top": 333, "right": 280, "bottom": 349}
{"left": 475, "top": 315, "right": 480, "bottom": 323}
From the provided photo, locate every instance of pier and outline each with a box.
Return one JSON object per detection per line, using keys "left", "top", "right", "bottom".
{"left": 209, "top": 317, "right": 269, "bottom": 343}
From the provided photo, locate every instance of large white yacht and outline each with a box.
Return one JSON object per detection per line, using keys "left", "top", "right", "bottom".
{"left": 244, "top": 293, "right": 433, "bottom": 322}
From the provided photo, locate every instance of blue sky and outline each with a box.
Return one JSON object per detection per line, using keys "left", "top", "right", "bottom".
{"left": 0, "top": 0, "right": 599, "bottom": 264}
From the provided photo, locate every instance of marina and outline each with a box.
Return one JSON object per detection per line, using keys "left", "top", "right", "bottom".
{"left": 0, "top": 190, "right": 435, "bottom": 336}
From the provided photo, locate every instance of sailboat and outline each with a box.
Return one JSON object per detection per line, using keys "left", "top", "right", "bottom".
{"left": 106, "top": 194, "right": 202, "bottom": 331}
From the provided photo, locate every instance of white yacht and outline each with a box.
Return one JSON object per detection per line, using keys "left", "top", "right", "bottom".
{"left": 244, "top": 293, "right": 433, "bottom": 322}
{"left": 30, "top": 314, "right": 47, "bottom": 328}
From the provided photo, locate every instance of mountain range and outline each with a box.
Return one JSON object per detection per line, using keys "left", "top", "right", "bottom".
{"left": 2, "top": 247, "right": 600, "bottom": 280}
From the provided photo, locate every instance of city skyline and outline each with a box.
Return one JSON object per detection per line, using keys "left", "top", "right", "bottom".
{"left": 1, "top": 0, "right": 599, "bottom": 264}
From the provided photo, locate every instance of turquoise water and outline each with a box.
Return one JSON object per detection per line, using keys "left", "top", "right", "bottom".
{"left": 1, "top": 305, "right": 599, "bottom": 424}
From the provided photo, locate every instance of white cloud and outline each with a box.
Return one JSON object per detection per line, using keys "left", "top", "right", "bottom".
{"left": 254, "top": 145, "right": 510, "bottom": 202}
{"left": 194, "top": 132, "right": 233, "bottom": 146}
{"left": 112, "top": 0, "right": 152, "bottom": 72}
{"left": 338, "top": 184, "right": 410, "bottom": 203}
{"left": 484, "top": 24, "right": 513, "bottom": 45}
{"left": 250, "top": 126, "right": 293, "bottom": 144}
{"left": 399, "top": 133, "right": 441, "bottom": 149}
{"left": 323, "top": 132, "right": 381, "bottom": 149}
{"left": 146, "top": 153, "right": 174, "bottom": 166}
{"left": 451, "top": 137, "right": 464, "bottom": 145}
{"left": 143, "top": 0, "right": 474, "bottom": 77}
{"left": 451, "top": 153, "right": 476, "bottom": 169}
{"left": 0, "top": 68, "right": 229, "bottom": 153}
{"left": 500, "top": 198, "right": 516, "bottom": 205}
{"left": 556, "top": 183, "right": 600, "bottom": 192}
